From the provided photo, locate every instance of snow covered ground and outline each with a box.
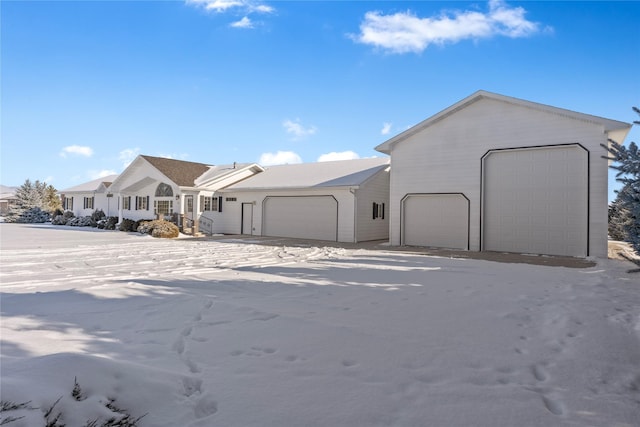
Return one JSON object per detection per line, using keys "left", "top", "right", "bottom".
{"left": 1, "top": 223, "right": 639, "bottom": 427}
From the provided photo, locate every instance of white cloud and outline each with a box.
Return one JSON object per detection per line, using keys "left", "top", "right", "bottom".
{"left": 318, "top": 151, "right": 360, "bottom": 162}
{"left": 381, "top": 122, "right": 392, "bottom": 135}
{"left": 118, "top": 148, "right": 140, "bottom": 169}
{"left": 353, "top": 0, "right": 544, "bottom": 54}
{"left": 231, "top": 16, "right": 254, "bottom": 28}
{"left": 60, "top": 145, "right": 93, "bottom": 158}
{"left": 89, "top": 170, "right": 118, "bottom": 180}
{"left": 283, "top": 119, "right": 317, "bottom": 140}
{"left": 259, "top": 151, "right": 302, "bottom": 166}
{"left": 186, "top": 0, "right": 273, "bottom": 14}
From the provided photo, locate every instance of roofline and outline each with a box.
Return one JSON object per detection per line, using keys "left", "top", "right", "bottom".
{"left": 375, "top": 90, "right": 632, "bottom": 154}
{"left": 219, "top": 185, "right": 362, "bottom": 193}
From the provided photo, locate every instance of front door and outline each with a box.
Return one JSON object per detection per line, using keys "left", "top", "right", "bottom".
{"left": 241, "top": 203, "right": 253, "bottom": 235}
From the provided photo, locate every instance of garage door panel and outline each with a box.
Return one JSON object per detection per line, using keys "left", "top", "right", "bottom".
{"left": 263, "top": 196, "right": 337, "bottom": 241}
{"left": 483, "top": 145, "right": 588, "bottom": 257}
{"left": 403, "top": 194, "right": 469, "bottom": 250}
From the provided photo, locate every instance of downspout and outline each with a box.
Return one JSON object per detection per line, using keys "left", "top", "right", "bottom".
{"left": 350, "top": 187, "right": 357, "bottom": 243}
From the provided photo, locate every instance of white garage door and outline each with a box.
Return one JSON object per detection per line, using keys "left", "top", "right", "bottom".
{"left": 402, "top": 194, "right": 469, "bottom": 250}
{"left": 482, "top": 145, "right": 588, "bottom": 257}
{"left": 263, "top": 196, "right": 338, "bottom": 241}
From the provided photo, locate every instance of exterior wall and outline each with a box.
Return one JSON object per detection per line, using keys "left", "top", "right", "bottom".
{"left": 210, "top": 188, "right": 358, "bottom": 242}
{"left": 64, "top": 192, "right": 117, "bottom": 218}
{"left": 355, "top": 168, "right": 390, "bottom": 242}
{"left": 388, "top": 98, "right": 609, "bottom": 257}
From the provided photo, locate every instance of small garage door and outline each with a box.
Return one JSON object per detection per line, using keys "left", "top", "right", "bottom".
{"left": 402, "top": 194, "right": 469, "bottom": 250}
{"left": 263, "top": 196, "right": 338, "bottom": 241}
{"left": 482, "top": 145, "right": 588, "bottom": 257}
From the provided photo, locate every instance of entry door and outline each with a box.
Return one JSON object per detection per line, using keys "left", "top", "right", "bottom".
{"left": 241, "top": 203, "right": 253, "bottom": 235}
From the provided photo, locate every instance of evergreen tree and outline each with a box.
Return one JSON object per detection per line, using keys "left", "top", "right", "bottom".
{"left": 44, "top": 183, "right": 62, "bottom": 212}
{"left": 604, "top": 107, "right": 640, "bottom": 254}
{"left": 6, "top": 179, "right": 61, "bottom": 222}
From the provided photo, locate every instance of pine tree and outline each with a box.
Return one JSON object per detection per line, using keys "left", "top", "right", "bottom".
{"left": 44, "top": 183, "right": 62, "bottom": 213}
{"left": 6, "top": 179, "right": 61, "bottom": 222}
{"left": 604, "top": 107, "right": 640, "bottom": 254}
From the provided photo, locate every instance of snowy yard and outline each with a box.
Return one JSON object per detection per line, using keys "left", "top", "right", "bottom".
{"left": 1, "top": 224, "right": 639, "bottom": 427}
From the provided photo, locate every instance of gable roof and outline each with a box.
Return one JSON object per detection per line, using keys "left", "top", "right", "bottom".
{"left": 194, "top": 163, "right": 264, "bottom": 187}
{"left": 61, "top": 175, "right": 119, "bottom": 193}
{"left": 141, "top": 155, "right": 212, "bottom": 187}
{"left": 225, "top": 157, "right": 390, "bottom": 191}
{"left": 376, "top": 90, "right": 632, "bottom": 154}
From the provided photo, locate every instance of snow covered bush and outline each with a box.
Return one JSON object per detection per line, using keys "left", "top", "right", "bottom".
{"left": 97, "top": 216, "right": 118, "bottom": 230}
{"left": 5, "top": 206, "right": 50, "bottom": 223}
{"left": 91, "top": 209, "right": 106, "bottom": 223}
{"left": 0, "top": 378, "right": 146, "bottom": 426}
{"left": 118, "top": 219, "right": 136, "bottom": 232}
{"left": 66, "top": 216, "right": 96, "bottom": 227}
{"left": 51, "top": 211, "right": 75, "bottom": 225}
{"left": 137, "top": 220, "right": 179, "bottom": 238}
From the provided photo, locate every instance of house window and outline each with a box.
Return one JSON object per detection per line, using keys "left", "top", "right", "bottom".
{"left": 203, "top": 197, "right": 212, "bottom": 211}
{"left": 136, "top": 196, "right": 149, "bottom": 210}
{"left": 155, "top": 183, "right": 173, "bottom": 197}
{"left": 372, "top": 202, "right": 385, "bottom": 220}
{"left": 123, "top": 196, "right": 131, "bottom": 210}
{"left": 212, "top": 197, "right": 219, "bottom": 212}
{"left": 225, "top": 197, "right": 237, "bottom": 202}
{"left": 64, "top": 197, "right": 74, "bottom": 210}
{"left": 186, "top": 197, "right": 193, "bottom": 213}
{"left": 84, "top": 197, "right": 94, "bottom": 209}
{"left": 155, "top": 200, "right": 173, "bottom": 216}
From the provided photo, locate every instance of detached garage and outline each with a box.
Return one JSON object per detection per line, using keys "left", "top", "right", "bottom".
{"left": 377, "top": 90, "right": 631, "bottom": 258}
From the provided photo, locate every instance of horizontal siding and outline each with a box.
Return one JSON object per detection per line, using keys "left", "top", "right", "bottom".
{"left": 389, "top": 98, "right": 609, "bottom": 257}
{"left": 217, "top": 189, "right": 357, "bottom": 242}
{"left": 355, "top": 169, "right": 390, "bottom": 242}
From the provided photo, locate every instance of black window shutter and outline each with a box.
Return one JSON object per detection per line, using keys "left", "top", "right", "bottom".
{"left": 381, "top": 203, "right": 385, "bottom": 220}
{"left": 146, "top": 196, "right": 150, "bottom": 210}
{"left": 218, "top": 196, "right": 223, "bottom": 212}
{"left": 372, "top": 202, "right": 377, "bottom": 220}
{"left": 135, "top": 196, "right": 138, "bottom": 210}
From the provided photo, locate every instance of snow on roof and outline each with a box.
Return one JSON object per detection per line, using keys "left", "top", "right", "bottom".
{"left": 227, "top": 157, "right": 389, "bottom": 190}
{"left": 194, "top": 163, "right": 261, "bottom": 187}
{"left": 61, "top": 175, "right": 119, "bottom": 193}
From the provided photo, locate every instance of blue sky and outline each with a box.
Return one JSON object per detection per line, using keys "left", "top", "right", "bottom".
{"left": 2, "top": 0, "right": 638, "bottom": 201}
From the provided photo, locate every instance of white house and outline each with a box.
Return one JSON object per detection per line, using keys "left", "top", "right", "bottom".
{"left": 60, "top": 175, "right": 119, "bottom": 217}
{"left": 106, "top": 155, "right": 263, "bottom": 232}
{"left": 206, "top": 157, "right": 391, "bottom": 243}
{"left": 376, "top": 90, "right": 632, "bottom": 258}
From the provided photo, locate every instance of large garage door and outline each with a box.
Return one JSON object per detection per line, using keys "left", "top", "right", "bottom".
{"left": 482, "top": 145, "right": 588, "bottom": 257}
{"left": 263, "top": 196, "right": 338, "bottom": 241}
{"left": 402, "top": 194, "right": 469, "bottom": 250}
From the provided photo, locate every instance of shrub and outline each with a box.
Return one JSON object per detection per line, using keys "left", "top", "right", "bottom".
{"left": 119, "top": 218, "right": 136, "bottom": 232}
{"left": 67, "top": 216, "right": 96, "bottom": 227}
{"left": 91, "top": 209, "right": 106, "bottom": 223}
{"left": 137, "top": 220, "right": 179, "bottom": 238}
{"left": 97, "top": 216, "right": 118, "bottom": 230}
{"left": 12, "top": 207, "right": 50, "bottom": 223}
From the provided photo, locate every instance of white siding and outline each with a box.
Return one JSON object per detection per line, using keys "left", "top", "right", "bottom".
{"left": 482, "top": 145, "right": 588, "bottom": 257}
{"left": 355, "top": 168, "right": 390, "bottom": 242}
{"left": 388, "top": 97, "right": 609, "bottom": 257}
{"left": 264, "top": 196, "right": 338, "bottom": 241}
{"left": 402, "top": 194, "right": 469, "bottom": 250}
{"left": 215, "top": 189, "right": 358, "bottom": 242}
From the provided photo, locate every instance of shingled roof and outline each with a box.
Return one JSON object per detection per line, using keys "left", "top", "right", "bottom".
{"left": 141, "top": 155, "right": 212, "bottom": 187}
